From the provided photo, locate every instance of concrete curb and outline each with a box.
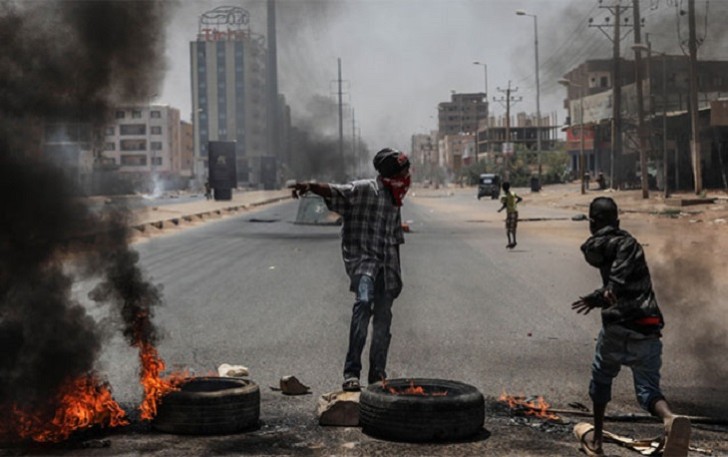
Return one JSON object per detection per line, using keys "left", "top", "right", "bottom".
{"left": 131, "top": 195, "right": 292, "bottom": 234}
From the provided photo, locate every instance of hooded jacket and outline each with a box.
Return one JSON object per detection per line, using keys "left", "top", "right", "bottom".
{"left": 581, "top": 225, "right": 664, "bottom": 334}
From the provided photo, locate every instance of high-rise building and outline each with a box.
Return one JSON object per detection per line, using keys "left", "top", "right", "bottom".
{"left": 190, "top": 6, "right": 270, "bottom": 188}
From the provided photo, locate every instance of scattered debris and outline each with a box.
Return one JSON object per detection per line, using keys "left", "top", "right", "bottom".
{"left": 217, "top": 363, "right": 249, "bottom": 378}
{"left": 270, "top": 375, "right": 311, "bottom": 395}
{"left": 249, "top": 218, "right": 280, "bottom": 223}
{"left": 572, "top": 214, "right": 587, "bottom": 221}
{"left": 81, "top": 439, "right": 111, "bottom": 448}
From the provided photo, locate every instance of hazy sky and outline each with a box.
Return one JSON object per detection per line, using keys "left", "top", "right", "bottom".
{"left": 159, "top": 0, "right": 727, "bottom": 152}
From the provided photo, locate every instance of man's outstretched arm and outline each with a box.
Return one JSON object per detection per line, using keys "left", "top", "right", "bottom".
{"left": 289, "top": 182, "right": 332, "bottom": 199}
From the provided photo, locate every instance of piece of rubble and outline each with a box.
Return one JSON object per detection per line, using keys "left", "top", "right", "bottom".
{"left": 317, "top": 390, "right": 360, "bottom": 426}
{"left": 217, "top": 363, "right": 249, "bottom": 378}
{"left": 270, "top": 375, "right": 311, "bottom": 395}
{"left": 81, "top": 439, "right": 111, "bottom": 448}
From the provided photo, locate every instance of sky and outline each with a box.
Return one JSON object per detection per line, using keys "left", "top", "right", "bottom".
{"left": 158, "top": 0, "right": 728, "bottom": 152}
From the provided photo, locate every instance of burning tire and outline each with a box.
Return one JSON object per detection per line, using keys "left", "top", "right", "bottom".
{"left": 360, "top": 378, "right": 484, "bottom": 442}
{"left": 152, "top": 377, "right": 260, "bottom": 435}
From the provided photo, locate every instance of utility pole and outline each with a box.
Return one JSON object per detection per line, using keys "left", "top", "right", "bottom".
{"left": 352, "top": 108, "right": 357, "bottom": 177}
{"left": 494, "top": 81, "right": 522, "bottom": 180}
{"left": 590, "top": 0, "right": 632, "bottom": 189}
{"left": 337, "top": 58, "right": 344, "bottom": 181}
{"left": 688, "top": 0, "right": 702, "bottom": 194}
{"left": 633, "top": 0, "right": 649, "bottom": 198}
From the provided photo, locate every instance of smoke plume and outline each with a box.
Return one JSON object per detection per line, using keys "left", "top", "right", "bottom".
{"left": 651, "top": 233, "right": 728, "bottom": 386}
{"left": 0, "top": 0, "right": 172, "bottom": 437}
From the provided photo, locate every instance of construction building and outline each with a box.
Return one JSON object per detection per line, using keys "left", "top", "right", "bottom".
{"left": 438, "top": 92, "right": 488, "bottom": 136}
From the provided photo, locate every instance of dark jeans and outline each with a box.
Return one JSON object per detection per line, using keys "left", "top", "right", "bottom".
{"left": 343, "top": 273, "right": 394, "bottom": 384}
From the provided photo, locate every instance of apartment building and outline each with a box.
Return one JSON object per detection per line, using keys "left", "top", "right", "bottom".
{"left": 102, "top": 104, "right": 182, "bottom": 176}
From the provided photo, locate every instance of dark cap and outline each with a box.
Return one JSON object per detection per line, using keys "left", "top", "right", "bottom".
{"left": 373, "top": 148, "right": 410, "bottom": 178}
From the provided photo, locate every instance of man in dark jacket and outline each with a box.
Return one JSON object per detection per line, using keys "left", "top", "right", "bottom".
{"left": 289, "top": 148, "right": 410, "bottom": 392}
{"left": 572, "top": 197, "right": 690, "bottom": 456}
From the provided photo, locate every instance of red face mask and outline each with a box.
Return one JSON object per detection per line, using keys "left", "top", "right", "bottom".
{"left": 382, "top": 173, "right": 411, "bottom": 207}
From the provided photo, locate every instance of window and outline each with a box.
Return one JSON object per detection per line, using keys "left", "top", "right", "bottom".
{"left": 120, "top": 154, "right": 147, "bottom": 166}
{"left": 105, "top": 126, "right": 115, "bottom": 135}
{"left": 104, "top": 142, "right": 115, "bottom": 151}
{"left": 600, "top": 76, "right": 609, "bottom": 87}
{"left": 150, "top": 126, "right": 162, "bottom": 135}
{"left": 150, "top": 110, "right": 161, "bottom": 118}
{"left": 115, "top": 111, "right": 125, "bottom": 119}
{"left": 151, "top": 156, "right": 162, "bottom": 166}
{"left": 120, "top": 124, "right": 146, "bottom": 135}
{"left": 150, "top": 141, "right": 163, "bottom": 150}
{"left": 131, "top": 110, "right": 142, "bottom": 119}
{"left": 120, "top": 139, "right": 146, "bottom": 151}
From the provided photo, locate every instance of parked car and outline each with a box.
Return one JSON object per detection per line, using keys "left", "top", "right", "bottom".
{"left": 477, "top": 173, "right": 501, "bottom": 200}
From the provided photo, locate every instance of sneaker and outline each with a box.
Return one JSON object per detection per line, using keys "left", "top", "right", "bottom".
{"left": 342, "top": 377, "right": 361, "bottom": 392}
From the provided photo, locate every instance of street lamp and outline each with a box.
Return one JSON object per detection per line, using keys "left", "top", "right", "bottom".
{"left": 473, "top": 61, "right": 488, "bottom": 163}
{"left": 558, "top": 78, "right": 586, "bottom": 195}
{"left": 633, "top": 42, "right": 670, "bottom": 198}
{"left": 516, "top": 9, "right": 542, "bottom": 186}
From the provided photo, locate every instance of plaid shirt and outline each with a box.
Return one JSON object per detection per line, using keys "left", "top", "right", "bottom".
{"left": 324, "top": 178, "right": 404, "bottom": 297}
{"left": 581, "top": 226, "right": 664, "bottom": 333}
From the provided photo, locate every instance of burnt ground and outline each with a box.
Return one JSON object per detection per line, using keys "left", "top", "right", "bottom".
{"left": 0, "top": 396, "right": 725, "bottom": 456}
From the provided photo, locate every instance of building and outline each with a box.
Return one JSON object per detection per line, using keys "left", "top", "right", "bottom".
{"left": 410, "top": 131, "right": 438, "bottom": 183}
{"left": 438, "top": 92, "right": 488, "bottom": 137}
{"left": 190, "top": 6, "right": 271, "bottom": 188}
{"left": 476, "top": 113, "right": 558, "bottom": 158}
{"left": 180, "top": 120, "right": 195, "bottom": 178}
{"left": 102, "top": 104, "right": 182, "bottom": 177}
{"left": 43, "top": 122, "right": 95, "bottom": 191}
{"left": 441, "top": 133, "right": 475, "bottom": 175}
{"left": 561, "top": 57, "right": 728, "bottom": 189}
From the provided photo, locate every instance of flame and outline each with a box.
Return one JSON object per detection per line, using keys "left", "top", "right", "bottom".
{"left": 136, "top": 341, "right": 188, "bottom": 421}
{"left": 0, "top": 374, "right": 128, "bottom": 443}
{"left": 498, "top": 390, "right": 560, "bottom": 421}
{"left": 381, "top": 379, "right": 448, "bottom": 396}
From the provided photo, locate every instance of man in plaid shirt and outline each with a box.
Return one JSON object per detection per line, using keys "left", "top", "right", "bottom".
{"left": 289, "top": 148, "right": 410, "bottom": 392}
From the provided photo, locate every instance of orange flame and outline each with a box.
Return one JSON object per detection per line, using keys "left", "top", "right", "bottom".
{"left": 0, "top": 374, "right": 128, "bottom": 443}
{"left": 498, "top": 390, "right": 560, "bottom": 421}
{"left": 381, "top": 379, "right": 448, "bottom": 396}
{"left": 136, "top": 341, "right": 188, "bottom": 421}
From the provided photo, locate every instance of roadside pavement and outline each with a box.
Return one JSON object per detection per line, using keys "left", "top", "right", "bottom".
{"left": 127, "top": 188, "right": 291, "bottom": 241}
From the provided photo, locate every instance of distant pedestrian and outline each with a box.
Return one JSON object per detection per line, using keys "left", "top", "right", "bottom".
{"left": 571, "top": 197, "right": 690, "bottom": 457}
{"left": 289, "top": 148, "right": 410, "bottom": 392}
{"left": 204, "top": 181, "right": 212, "bottom": 200}
{"left": 497, "top": 181, "right": 522, "bottom": 249}
{"left": 584, "top": 171, "right": 591, "bottom": 190}
{"left": 596, "top": 172, "right": 606, "bottom": 190}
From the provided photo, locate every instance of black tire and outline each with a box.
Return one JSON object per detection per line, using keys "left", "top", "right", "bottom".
{"left": 152, "top": 377, "right": 260, "bottom": 435}
{"left": 360, "top": 378, "right": 484, "bottom": 442}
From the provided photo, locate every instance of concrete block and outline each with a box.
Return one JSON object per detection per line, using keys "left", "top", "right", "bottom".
{"left": 317, "top": 391, "right": 360, "bottom": 426}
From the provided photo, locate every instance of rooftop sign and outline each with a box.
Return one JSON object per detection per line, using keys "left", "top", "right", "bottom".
{"left": 198, "top": 6, "right": 250, "bottom": 41}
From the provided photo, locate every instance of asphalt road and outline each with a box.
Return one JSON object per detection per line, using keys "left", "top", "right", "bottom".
{"left": 34, "top": 192, "right": 726, "bottom": 456}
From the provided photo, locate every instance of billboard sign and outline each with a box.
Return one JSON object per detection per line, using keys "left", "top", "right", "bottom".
{"left": 208, "top": 141, "right": 238, "bottom": 190}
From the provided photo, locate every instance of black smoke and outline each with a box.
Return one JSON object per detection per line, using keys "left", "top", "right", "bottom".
{"left": 0, "top": 0, "right": 172, "bottom": 435}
